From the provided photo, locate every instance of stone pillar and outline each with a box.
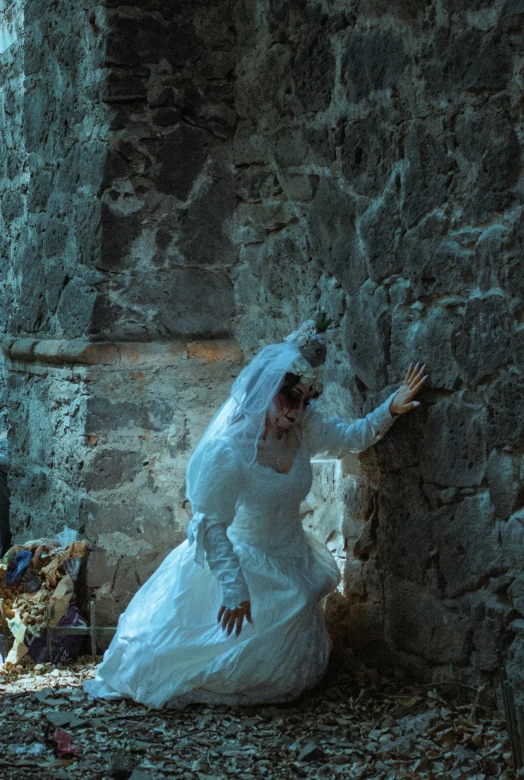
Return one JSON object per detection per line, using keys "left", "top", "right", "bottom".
{"left": 0, "top": 0, "right": 25, "bottom": 433}
{"left": 1, "top": 0, "right": 243, "bottom": 622}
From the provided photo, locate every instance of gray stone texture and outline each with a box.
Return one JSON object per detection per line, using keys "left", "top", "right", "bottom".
{"left": 1, "top": 0, "right": 522, "bottom": 704}
{"left": 228, "top": 0, "right": 523, "bottom": 702}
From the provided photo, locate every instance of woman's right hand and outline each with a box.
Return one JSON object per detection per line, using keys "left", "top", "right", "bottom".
{"left": 217, "top": 600, "right": 253, "bottom": 637}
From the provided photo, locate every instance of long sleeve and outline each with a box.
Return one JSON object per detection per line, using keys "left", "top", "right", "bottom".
{"left": 186, "top": 439, "right": 249, "bottom": 610}
{"left": 302, "top": 390, "right": 399, "bottom": 459}
{"left": 202, "top": 523, "right": 250, "bottom": 609}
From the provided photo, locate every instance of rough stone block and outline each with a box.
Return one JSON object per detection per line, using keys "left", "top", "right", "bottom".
{"left": 104, "top": 14, "right": 168, "bottom": 66}
{"left": 290, "top": 22, "right": 335, "bottom": 113}
{"left": 177, "top": 156, "right": 237, "bottom": 266}
{"left": 453, "top": 294, "right": 512, "bottom": 384}
{"left": 475, "top": 217, "right": 524, "bottom": 301}
{"left": 148, "top": 267, "right": 234, "bottom": 338}
{"left": 455, "top": 108, "right": 520, "bottom": 222}
{"left": 390, "top": 304, "right": 461, "bottom": 391}
{"left": 342, "top": 113, "right": 401, "bottom": 198}
{"left": 274, "top": 125, "right": 308, "bottom": 167}
{"left": 377, "top": 472, "right": 434, "bottom": 583}
{"left": 150, "top": 107, "right": 181, "bottom": 127}
{"left": 403, "top": 233, "right": 475, "bottom": 300}
{"left": 154, "top": 124, "right": 211, "bottom": 200}
{"left": 86, "top": 397, "right": 174, "bottom": 433}
{"left": 250, "top": 230, "right": 319, "bottom": 306}
{"left": 84, "top": 547, "right": 115, "bottom": 589}
{"left": 374, "top": 408, "right": 425, "bottom": 474}
{"left": 421, "top": 393, "right": 487, "bottom": 487}
{"left": 509, "top": 574, "right": 524, "bottom": 616}
{"left": 27, "top": 168, "right": 52, "bottom": 213}
{"left": 308, "top": 178, "right": 366, "bottom": 296}
{"left": 75, "top": 199, "right": 102, "bottom": 267}
{"left": 43, "top": 217, "right": 69, "bottom": 258}
{"left": 23, "top": 82, "right": 56, "bottom": 152}
{"left": 233, "top": 121, "right": 269, "bottom": 165}
{"left": 435, "top": 494, "right": 499, "bottom": 597}
{"left": 384, "top": 577, "right": 473, "bottom": 665}
{"left": 342, "top": 283, "right": 389, "bottom": 391}
{"left": 99, "top": 203, "right": 142, "bottom": 271}
{"left": 486, "top": 370, "right": 524, "bottom": 449}
{"left": 10, "top": 234, "right": 47, "bottom": 333}
{"left": 467, "top": 591, "right": 508, "bottom": 672}
{"left": 234, "top": 167, "right": 279, "bottom": 201}
{"left": 400, "top": 123, "right": 449, "bottom": 229}
{"left": 279, "top": 173, "right": 318, "bottom": 202}
{"left": 499, "top": 0, "right": 524, "bottom": 31}
{"left": 55, "top": 141, "right": 107, "bottom": 196}
{"left": 102, "top": 71, "right": 148, "bottom": 103}
{"left": 55, "top": 279, "right": 99, "bottom": 339}
{"left": 23, "top": 20, "right": 46, "bottom": 76}
{"left": 1, "top": 189, "right": 24, "bottom": 223}
{"left": 359, "top": 181, "right": 402, "bottom": 282}
{"left": 341, "top": 29, "right": 410, "bottom": 102}
{"left": 424, "top": 30, "right": 512, "bottom": 96}
{"left": 499, "top": 509, "right": 524, "bottom": 570}
{"left": 85, "top": 450, "right": 144, "bottom": 492}
{"left": 486, "top": 449, "right": 522, "bottom": 519}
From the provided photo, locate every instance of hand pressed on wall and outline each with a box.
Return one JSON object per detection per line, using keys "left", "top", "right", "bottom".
{"left": 389, "top": 362, "right": 428, "bottom": 416}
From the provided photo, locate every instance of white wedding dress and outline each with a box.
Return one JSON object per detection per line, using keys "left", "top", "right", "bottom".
{"left": 84, "top": 394, "right": 397, "bottom": 709}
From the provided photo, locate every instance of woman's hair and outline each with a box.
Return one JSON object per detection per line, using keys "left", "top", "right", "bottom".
{"left": 278, "top": 373, "right": 320, "bottom": 408}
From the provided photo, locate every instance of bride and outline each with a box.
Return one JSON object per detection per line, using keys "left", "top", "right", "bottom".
{"left": 84, "top": 319, "right": 427, "bottom": 708}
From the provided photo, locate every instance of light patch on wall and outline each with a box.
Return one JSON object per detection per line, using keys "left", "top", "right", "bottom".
{"left": 0, "top": 0, "right": 18, "bottom": 55}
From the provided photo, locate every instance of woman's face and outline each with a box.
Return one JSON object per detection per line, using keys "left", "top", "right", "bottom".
{"left": 268, "top": 382, "right": 312, "bottom": 432}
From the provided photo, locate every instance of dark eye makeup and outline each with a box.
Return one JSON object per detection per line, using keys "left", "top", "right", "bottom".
{"left": 280, "top": 388, "right": 310, "bottom": 409}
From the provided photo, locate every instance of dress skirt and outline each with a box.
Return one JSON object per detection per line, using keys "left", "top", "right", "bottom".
{"left": 84, "top": 531, "right": 340, "bottom": 709}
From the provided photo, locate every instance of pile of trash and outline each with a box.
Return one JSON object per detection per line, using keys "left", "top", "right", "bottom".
{"left": 0, "top": 527, "right": 87, "bottom": 667}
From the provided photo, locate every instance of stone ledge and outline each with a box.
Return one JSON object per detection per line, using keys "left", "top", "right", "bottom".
{"left": 2, "top": 338, "right": 244, "bottom": 368}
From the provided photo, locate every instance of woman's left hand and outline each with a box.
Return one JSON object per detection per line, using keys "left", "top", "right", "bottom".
{"left": 217, "top": 600, "right": 253, "bottom": 638}
{"left": 389, "top": 362, "right": 428, "bottom": 415}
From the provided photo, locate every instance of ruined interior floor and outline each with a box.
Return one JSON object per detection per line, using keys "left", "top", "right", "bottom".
{"left": 0, "top": 656, "right": 513, "bottom": 780}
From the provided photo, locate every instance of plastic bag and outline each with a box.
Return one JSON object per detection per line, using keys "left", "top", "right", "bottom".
{"left": 56, "top": 526, "right": 81, "bottom": 581}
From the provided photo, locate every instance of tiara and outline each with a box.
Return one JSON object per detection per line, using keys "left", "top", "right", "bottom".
{"left": 284, "top": 312, "right": 334, "bottom": 389}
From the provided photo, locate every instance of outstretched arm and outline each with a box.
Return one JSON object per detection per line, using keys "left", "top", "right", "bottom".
{"left": 303, "top": 362, "right": 428, "bottom": 458}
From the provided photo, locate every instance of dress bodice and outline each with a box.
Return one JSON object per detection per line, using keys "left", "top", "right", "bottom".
{"left": 186, "top": 393, "right": 398, "bottom": 609}
{"left": 228, "top": 444, "right": 313, "bottom": 557}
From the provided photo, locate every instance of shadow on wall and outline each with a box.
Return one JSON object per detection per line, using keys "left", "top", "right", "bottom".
{"left": 0, "top": 433, "right": 10, "bottom": 556}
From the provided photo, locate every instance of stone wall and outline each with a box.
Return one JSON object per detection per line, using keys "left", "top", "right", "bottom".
{"left": 0, "top": 0, "right": 25, "bottom": 434}
{"left": 93, "top": 0, "right": 238, "bottom": 340}
{"left": 3, "top": 338, "right": 243, "bottom": 624}
{"left": 1, "top": 0, "right": 523, "bottom": 698}
{"left": 1, "top": 0, "right": 244, "bottom": 624}
{"left": 1, "top": 0, "right": 110, "bottom": 550}
{"left": 228, "top": 0, "right": 524, "bottom": 697}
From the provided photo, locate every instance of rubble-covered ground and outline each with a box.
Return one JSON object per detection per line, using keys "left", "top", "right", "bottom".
{"left": 0, "top": 657, "right": 515, "bottom": 780}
